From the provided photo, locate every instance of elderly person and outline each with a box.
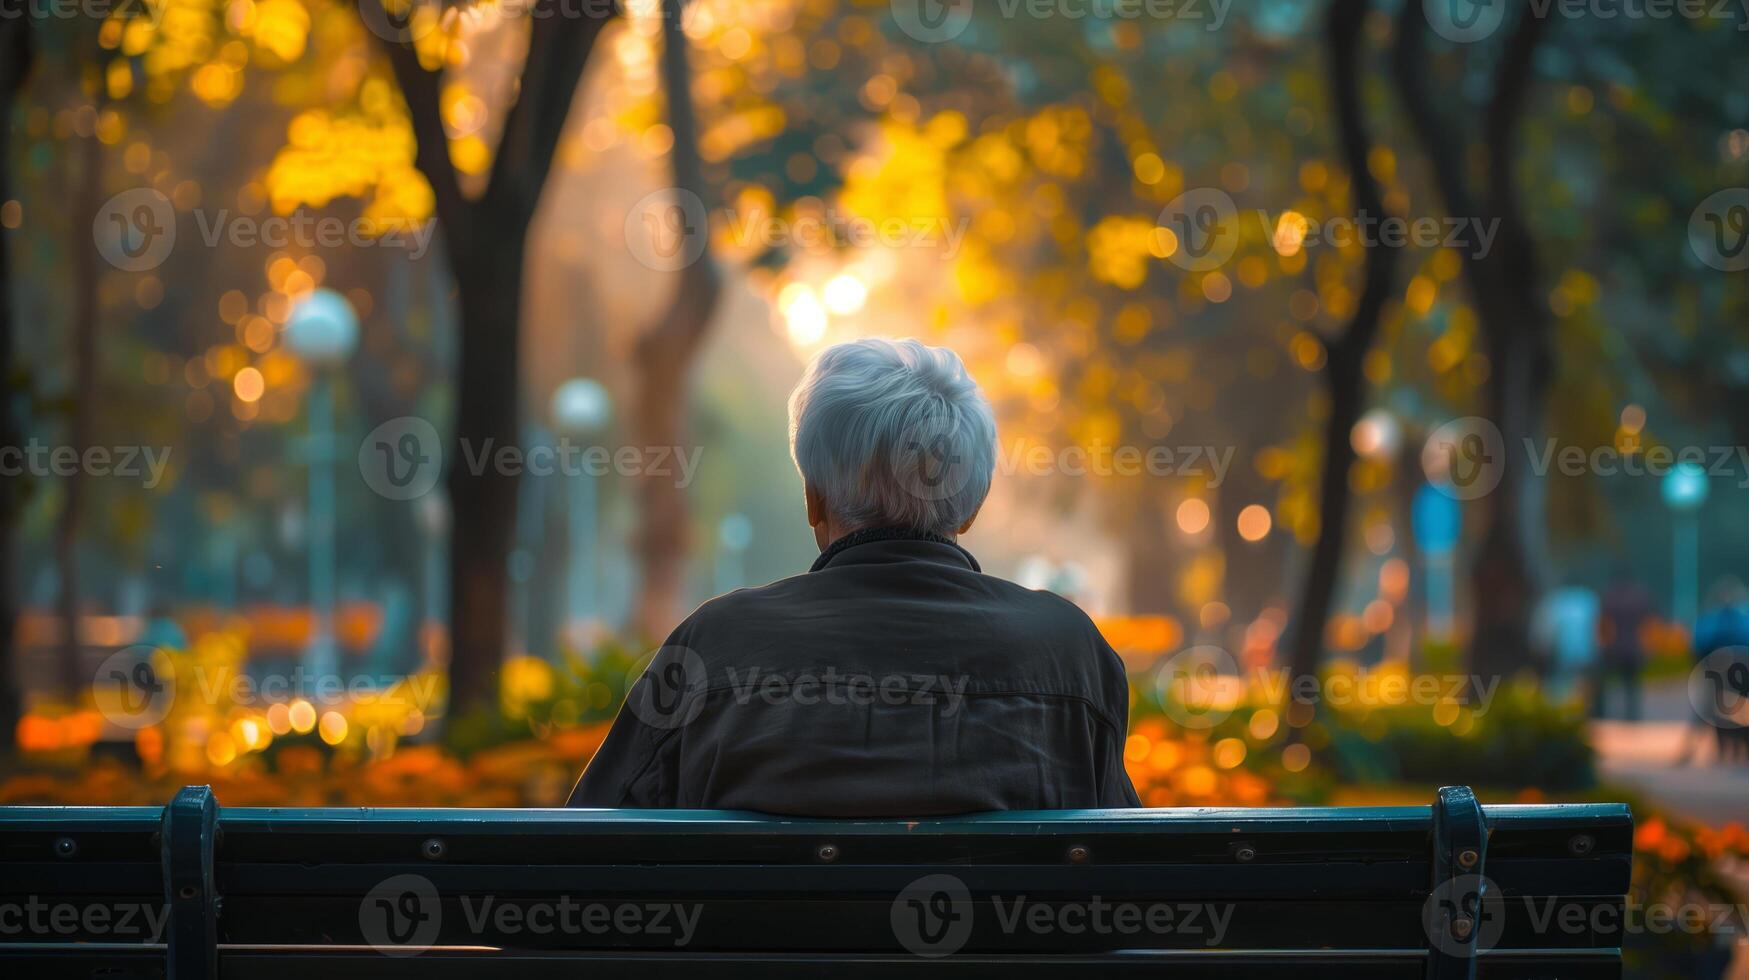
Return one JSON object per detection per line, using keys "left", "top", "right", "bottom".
{"left": 569, "top": 338, "right": 1139, "bottom": 815}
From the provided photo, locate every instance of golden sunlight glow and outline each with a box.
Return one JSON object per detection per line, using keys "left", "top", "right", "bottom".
{"left": 1272, "top": 210, "right": 1308, "bottom": 256}
{"left": 287, "top": 699, "right": 317, "bottom": 734}
{"left": 206, "top": 733, "right": 238, "bottom": 768}
{"left": 822, "top": 273, "right": 868, "bottom": 315}
{"left": 1176, "top": 498, "right": 1211, "bottom": 535}
{"left": 1006, "top": 343, "right": 1044, "bottom": 378}
{"left": 1237, "top": 504, "right": 1272, "bottom": 542}
{"left": 318, "top": 711, "right": 348, "bottom": 746}
{"left": 783, "top": 288, "right": 829, "bottom": 346}
{"left": 232, "top": 367, "right": 265, "bottom": 403}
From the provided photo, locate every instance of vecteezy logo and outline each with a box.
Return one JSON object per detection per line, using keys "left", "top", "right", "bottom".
{"left": 361, "top": 873, "right": 442, "bottom": 955}
{"left": 891, "top": 0, "right": 974, "bottom": 43}
{"left": 358, "top": 0, "right": 442, "bottom": 44}
{"left": 93, "top": 645, "right": 176, "bottom": 729}
{"left": 93, "top": 188, "right": 176, "bottom": 272}
{"left": 1689, "top": 189, "right": 1749, "bottom": 272}
{"left": 891, "top": 418, "right": 978, "bottom": 505}
{"left": 1422, "top": 0, "right": 1506, "bottom": 43}
{"left": 1422, "top": 417, "right": 1504, "bottom": 501}
{"left": 625, "top": 187, "right": 710, "bottom": 272}
{"left": 891, "top": 873, "right": 973, "bottom": 958}
{"left": 623, "top": 645, "right": 710, "bottom": 730}
{"left": 1154, "top": 645, "right": 1239, "bottom": 729}
{"left": 1422, "top": 873, "right": 1505, "bottom": 958}
{"left": 1689, "top": 647, "right": 1749, "bottom": 730}
{"left": 1158, "top": 188, "right": 1239, "bottom": 272}
{"left": 358, "top": 416, "right": 442, "bottom": 501}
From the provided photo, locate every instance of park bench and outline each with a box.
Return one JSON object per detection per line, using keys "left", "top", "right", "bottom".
{"left": 0, "top": 784, "right": 1630, "bottom": 978}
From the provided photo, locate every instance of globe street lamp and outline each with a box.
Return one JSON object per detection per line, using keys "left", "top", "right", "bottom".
{"left": 552, "top": 378, "right": 612, "bottom": 644}
{"left": 1350, "top": 408, "right": 1402, "bottom": 462}
{"left": 1662, "top": 460, "right": 1709, "bottom": 629}
{"left": 286, "top": 288, "right": 359, "bottom": 681}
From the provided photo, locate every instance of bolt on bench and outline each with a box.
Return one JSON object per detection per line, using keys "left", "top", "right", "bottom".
{"left": 1, "top": 784, "right": 1630, "bottom": 979}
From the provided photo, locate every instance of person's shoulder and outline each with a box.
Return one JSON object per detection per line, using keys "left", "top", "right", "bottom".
{"left": 672, "top": 573, "right": 813, "bottom": 633}
{"left": 973, "top": 577, "right": 1128, "bottom": 704}
{"left": 976, "top": 574, "right": 1111, "bottom": 643}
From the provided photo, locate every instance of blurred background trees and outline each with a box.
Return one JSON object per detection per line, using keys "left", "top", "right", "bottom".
{"left": 7, "top": 8, "right": 1749, "bottom": 973}
{"left": 0, "top": 0, "right": 1746, "bottom": 756}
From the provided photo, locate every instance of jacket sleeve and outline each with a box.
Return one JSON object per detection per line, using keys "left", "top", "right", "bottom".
{"left": 566, "top": 703, "right": 671, "bottom": 807}
{"left": 567, "top": 635, "right": 701, "bottom": 807}
{"left": 1098, "top": 640, "right": 1143, "bottom": 808}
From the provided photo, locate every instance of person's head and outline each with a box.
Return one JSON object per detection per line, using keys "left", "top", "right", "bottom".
{"left": 788, "top": 338, "right": 997, "bottom": 550}
{"left": 1707, "top": 575, "right": 1748, "bottom": 610}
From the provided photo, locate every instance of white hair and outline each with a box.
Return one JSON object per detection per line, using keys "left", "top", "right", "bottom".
{"left": 788, "top": 338, "right": 997, "bottom": 536}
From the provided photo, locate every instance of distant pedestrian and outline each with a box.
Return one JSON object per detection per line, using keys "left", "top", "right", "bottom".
{"left": 1531, "top": 584, "right": 1598, "bottom": 704}
{"left": 1692, "top": 577, "right": 1749, "bottom": 765}
{"left": 138, "top": 604, "right": 187, "bottom": 653}
{"left": 1595, "top": 568, "right": 1653, "bottom": 721}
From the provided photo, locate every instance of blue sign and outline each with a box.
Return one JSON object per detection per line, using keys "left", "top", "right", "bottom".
{"left": 1413, "top": 482, "right": 1462, "bottom": 556}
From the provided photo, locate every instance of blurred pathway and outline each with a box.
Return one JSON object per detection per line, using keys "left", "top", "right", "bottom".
{"left": 1591, "top": 680, "right": 1749, "bottom": 827}
{"left": 1591, "top": 683, "right": 1749, "bottom": 979}
{"left": 1592, "top": 719, "right": 1749, "bottom": 827}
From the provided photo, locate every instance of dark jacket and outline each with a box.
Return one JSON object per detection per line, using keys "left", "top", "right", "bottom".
{"left": 568, "top": 528, "right": 1141, "bottom": 815}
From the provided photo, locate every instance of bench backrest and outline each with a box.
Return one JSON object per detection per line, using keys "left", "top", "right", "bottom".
{"left": 0, "top": 784, "right": 1631, "bottom": 979}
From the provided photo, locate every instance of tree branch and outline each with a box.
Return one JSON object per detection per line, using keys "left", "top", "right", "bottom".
{"left": 489, "top": 0, "right": 616, "bottom": 220}
{"left": 1285, "top": 0, "right": 1398, "bottom": 689}
{"left": 635, "top": 0, "right": 719, "bottom": 366}
{"left": 365, "top": 0, "right": 473, "bottom": 250}
{"left": 657, "top": 0, "right": 707, "bottom": 210}
{"left": 1327, "top": 0, "right": 1394, "bottom": 367}
{"left": 1392, "top": 0, "right": 1487, "bottom": 237}
{"left": 0, "top": 10, "right": 30, "bottom": 98}
{"left": 1483, "top": 4, "right": 1551, "bottom": 307}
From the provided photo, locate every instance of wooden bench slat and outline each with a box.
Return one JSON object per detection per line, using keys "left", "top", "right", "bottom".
{"left": 0, "top": 784, "right": 1633, "bottom": 980}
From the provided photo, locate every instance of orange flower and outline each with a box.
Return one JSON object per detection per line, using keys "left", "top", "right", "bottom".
{"left": 1635, "top": 816, "right": 1667, "bottom": 852}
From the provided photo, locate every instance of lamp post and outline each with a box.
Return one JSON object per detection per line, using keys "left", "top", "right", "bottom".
{"left": 1661, "top": 460, "right": 1709, "bottom": 629}
{"left": 1412, "top": 482, "right": 1462, "bottom": 643}
{"left": 417, "top": 491, "right": 447, "bottom": 670}
{"left": 286, "top": 288, "right": 359, "bottom": 681}
{"left": 552, "top": 378, "right": 612, "bottom": 645}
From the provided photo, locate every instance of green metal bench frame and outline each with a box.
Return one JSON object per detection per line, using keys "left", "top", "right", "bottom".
{"left": 0, "top": 784, "right": 1631, "bottom": 978}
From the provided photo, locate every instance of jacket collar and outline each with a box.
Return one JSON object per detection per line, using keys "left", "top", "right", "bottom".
{"left": 809, "top": 526, "right": 981, "bottom": 574}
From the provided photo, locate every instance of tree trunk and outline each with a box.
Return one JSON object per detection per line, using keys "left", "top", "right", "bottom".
{"left": 58, "top": 92, "right": 103, "bottom": 702}
{"left": 0, "top": 8, "right": 34, "bottom": 753}
{"left": 1467, "top": 8, "right": 1553, "bottom": 679}
{"left": 1287, "top": 370, "right": 1366, "bottom": 684}
{"left": 1285, "top": 0, "right": 1398, "bottom": 692}
{"left": 367, "top": 0, "right": 614, "bottom": 715}
{"left": 1467, "top": 324, "right": 1542, "bottom": 679}
{"left": 444, "top": 241, "right": 525, "bottom": 713}
{"left": 631, "top": 0, "right": 721, "bottom": 641}
{"left": 630, "top": 260, "right": 717, "bottom": 640}
{"left": 1392, "top": 2, "right": 1552, "bottom": 680}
